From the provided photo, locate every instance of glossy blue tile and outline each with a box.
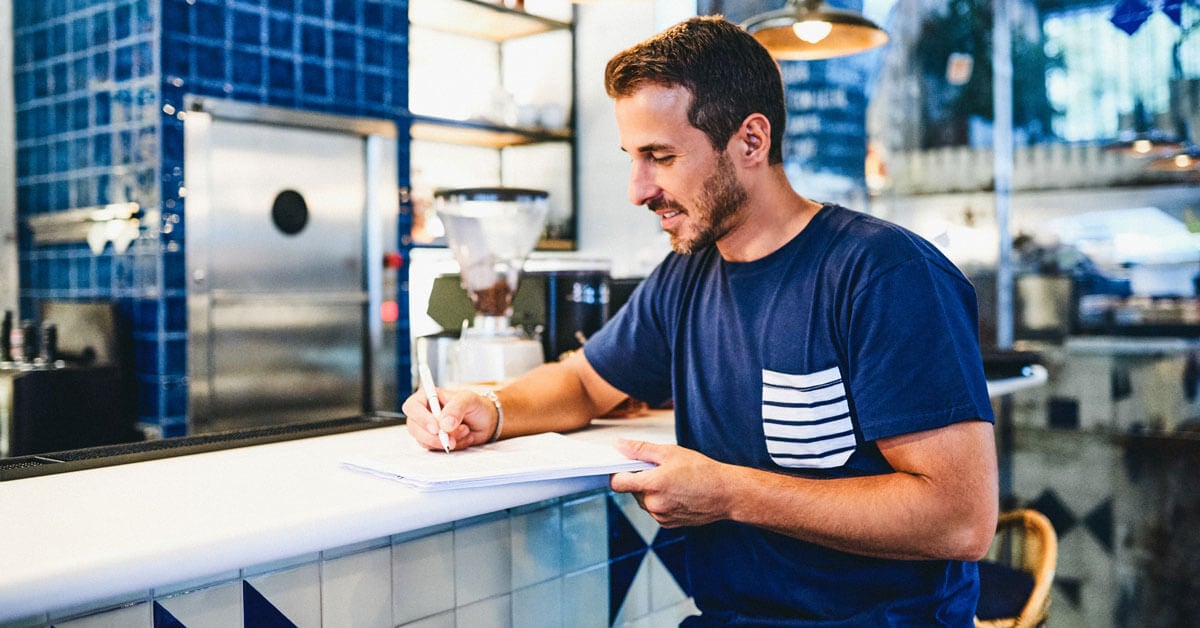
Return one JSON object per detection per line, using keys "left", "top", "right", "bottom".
{"left": 233, "top": 8, "right": 262, "bottom": 46}
{"left": 162, "top": 0, "right": 189, "bottom": 36}
{"left": 165, "top": 339, "right": 187, "bottom": 375}
{"left": 267, "top": 16, "right": 293, "bottom": 48}
{"left": 333, "top": 66, "right": 356, "bottom": 100}
{"left": 164, "top": 378, "right": 188, "bottom": 416}
{"left": 301, "top": 61, "right": 327, "bottom": 97}
{"left": 51, "top": 23, "right": 67, "bottom": 58}
{"left": 301, "top": 23, "right": 326, "bottom": 57}
{"left": 114, "top": 3, "right": 133, "bottom": 41}
{"left": 72, "top": 16, "right": 90, "bottom": 50}
{"left": 115, "top": 44, "right": 134, "bottom": 80}
{"left": 194, "top": 43, "right": 225, "bottom": 78}
{"left": 300, "top": 0, "right": 326, "bottom": 18}
{"left": 165, "top": 297, "right": 187, "bottom": 333}
{"left": 51, "top": 61, "right": 68, "bottom": 96}
{"left": 333, "top": 30, "right": 356, "bottom": 63}
{"left": 163, "top": 251, "right": 186, "bottom": 292}
{"left": 136, "top": 41, "right": 154, "bottom": 77}
{"left": 93, "top": 49, "right": 112, "bottom": 83}
{"left": 362, "top": 36, "right": 384, "bottom": 67}
{"left": 268, "top": 56, "right": 295, "bottom": 91}
{"left": 232, "top": 50, "right": 264, "bottom": 88}
{"left": 195, "top": 2, "right": 225, "bottom": 40}
{"left": 93, "top": 10, "right": 111, "bottom": 47}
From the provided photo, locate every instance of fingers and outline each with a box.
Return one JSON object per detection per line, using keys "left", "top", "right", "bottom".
{"left": 609, "top": 469, "right": 646, "bottom": 494}
{"left": 402, "top": 389, "right": 495, "bottom": 451}
{"left": 616, "top": 438, "right": 670, "bottom": 464}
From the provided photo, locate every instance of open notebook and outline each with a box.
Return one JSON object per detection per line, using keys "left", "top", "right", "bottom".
{"left": 341, "top": 432, "right": 654, "bottom": 491}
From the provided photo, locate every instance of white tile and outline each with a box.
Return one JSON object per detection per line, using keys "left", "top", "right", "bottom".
{"left": 47, "top": 591, "right": 150, "bottom": 624}
{"left": 455, "top": 594, "right": 512, "bottom": 628}
{"left": 155, "top": 580, "right": 243, "bottom": 628}
{"left": 152, "top": 570, "right": 240, "bottom": 598}
{"left": 322, "top": 536, "right": 391, "bottom": 560}
{"left": 511, "top": 501, "right": 563, "bottom": 589}
{"left": 399, "top": 609, "right": 456, "bottom": 628}
{"left": 0, "top": 613, "right": 47, "bottom": 628}
{"left": 321, "top": 545, "right": 392, "bottom": 628}
{"left": 393, "top": 529, "right": 456, "bottom": 625}
{"left": 645, "top": 552, "right": 687, "bottom": 612}
{"left": 562, "top": 566, "right": 609, "bottom": 628}
{"left": 52, "top": 603, "right": 152, "bottom": 628}
{"left": 512, "top": 578, "right": 563, "bottom": 628}
{"left": 454, "top": 514, "right": 512, "bottom": 606}
{"left": 241, "top": 552, "right": 320, "bottom": 578}
{"left": 562, "top": 492, "right": 608, "bottom": 572}
{"left": 245, "top": 562, "right": 321, "bottom": 628}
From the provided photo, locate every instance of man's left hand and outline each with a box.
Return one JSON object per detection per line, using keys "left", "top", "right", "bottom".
{"left": 610, "top": 439, "right": 730, "bottom": 528}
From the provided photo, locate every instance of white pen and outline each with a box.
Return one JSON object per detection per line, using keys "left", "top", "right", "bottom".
{"left": 418, "top": 363, "right": 452, "bottom": 453}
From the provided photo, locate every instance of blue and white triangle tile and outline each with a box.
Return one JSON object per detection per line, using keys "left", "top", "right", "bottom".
{"left": 244, "top": 562, "right": 320, "bottom": 628}
{"left": 153, "top": 580, "right": 242, "bottom": 627}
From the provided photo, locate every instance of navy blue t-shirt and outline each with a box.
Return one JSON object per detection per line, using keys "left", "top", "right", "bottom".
{"left": 585, "top": 205, "right": 994, "bottom": 626}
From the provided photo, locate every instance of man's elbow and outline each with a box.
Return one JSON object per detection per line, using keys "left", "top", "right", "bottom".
{"left": 948, "top": 507, "right": 998, "bottom": 561}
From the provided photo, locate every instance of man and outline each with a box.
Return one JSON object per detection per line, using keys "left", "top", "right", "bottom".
{"left": 405, "top": 15, "right": 998, "bottom": 626}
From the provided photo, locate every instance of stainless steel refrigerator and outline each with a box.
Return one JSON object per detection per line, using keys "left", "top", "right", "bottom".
{"left": 184, "top": 100, "right": 398, "bottom": 433}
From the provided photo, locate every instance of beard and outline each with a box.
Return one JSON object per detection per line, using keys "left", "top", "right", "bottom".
{"left": 653, "top": 152, "right": 748, "bottom": 255}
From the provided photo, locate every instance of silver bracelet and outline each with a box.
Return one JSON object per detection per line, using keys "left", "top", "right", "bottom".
{"left": 483, "top": 390, "right": 504, "bottom": 443}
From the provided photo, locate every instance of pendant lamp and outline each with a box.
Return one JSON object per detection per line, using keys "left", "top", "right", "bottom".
{"left": 742, "top": 0, "right": 889, "bottom": 60}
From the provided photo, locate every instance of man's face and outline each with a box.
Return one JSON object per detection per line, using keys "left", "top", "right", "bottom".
{"left": 614, "top": 85, "right": 747, "bottom": 254}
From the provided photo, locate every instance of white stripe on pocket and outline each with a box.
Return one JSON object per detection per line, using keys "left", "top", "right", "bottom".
{"left": 761, "top": 367, "right": 855, "bottom": 469}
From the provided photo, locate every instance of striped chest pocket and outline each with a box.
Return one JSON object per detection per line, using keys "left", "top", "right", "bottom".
{"left": 761, "top": 366, "right": 856, "bottom": 469}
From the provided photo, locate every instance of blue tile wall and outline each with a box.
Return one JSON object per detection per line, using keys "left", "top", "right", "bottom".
{"left": 13, "top": 0, "right": 413, "bottom": 437}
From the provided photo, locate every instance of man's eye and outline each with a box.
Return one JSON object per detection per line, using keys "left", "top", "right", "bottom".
{"left": 651, "top": 154, "right": 675, "bottom": 164}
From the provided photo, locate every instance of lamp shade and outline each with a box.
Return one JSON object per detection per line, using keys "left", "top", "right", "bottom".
{"left": 742, "top": 0, "right": 889, "bottom": 60}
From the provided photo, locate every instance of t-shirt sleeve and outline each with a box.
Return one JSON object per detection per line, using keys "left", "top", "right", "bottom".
{"left": 843, "top": 256, "right": 995, "bottom": 441}
{"left": 583, "top": 262, "right": 675, "bottom": 407}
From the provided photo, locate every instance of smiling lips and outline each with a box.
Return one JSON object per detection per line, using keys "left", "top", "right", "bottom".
{"left": 649, "top": 199, "right": 684, "bottom": 230}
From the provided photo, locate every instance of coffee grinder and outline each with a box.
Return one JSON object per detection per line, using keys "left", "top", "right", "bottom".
{"left": 433, "top": 187, "right": 549, "bottom": 386}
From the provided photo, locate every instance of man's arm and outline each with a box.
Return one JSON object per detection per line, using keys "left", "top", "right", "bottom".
{"left": 610, "top": 419, "right": 998, "bottom": 562}
{"left": 403, "top": 351, "right": 627, "bottom": 451}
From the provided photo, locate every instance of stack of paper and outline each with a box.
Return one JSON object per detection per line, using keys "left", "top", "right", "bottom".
{"left": 341, "top": 432, "right": 654, "bottom": 491}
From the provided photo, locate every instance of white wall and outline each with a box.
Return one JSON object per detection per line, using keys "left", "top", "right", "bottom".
{"left": 1, "top": 0, "right": 16, "bottom": 314}
{"left": 573, "top": 0, "right": 696, "bottom": 278}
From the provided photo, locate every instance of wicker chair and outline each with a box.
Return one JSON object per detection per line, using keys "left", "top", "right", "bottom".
{"left": 975, "top": 509, "right": 1058, "bottom": 628}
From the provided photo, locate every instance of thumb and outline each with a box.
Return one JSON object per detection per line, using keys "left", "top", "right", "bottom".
{"left": 616, "top": 438, "right": 669, "bottom": 465}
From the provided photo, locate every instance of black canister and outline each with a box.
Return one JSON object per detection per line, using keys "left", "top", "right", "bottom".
{"left": 1, "top": 310, "right": 12, "bottom": 362}
{"left": 39, "top": 322, "right": 58, "bottom": 364}
{"left": 543, "top": 269, "right": 610, "bottom": 361}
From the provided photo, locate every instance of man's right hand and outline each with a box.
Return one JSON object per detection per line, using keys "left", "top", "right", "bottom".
{"left": 401, "top": 387, "right": 498, "bottom": 452}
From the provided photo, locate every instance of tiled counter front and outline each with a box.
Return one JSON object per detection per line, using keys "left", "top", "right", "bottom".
{"left": 1004, "top": 338, "right": 1200, "bottom": 628}
{"left": 5, "top": 489, "right": 695, "bottom": 628}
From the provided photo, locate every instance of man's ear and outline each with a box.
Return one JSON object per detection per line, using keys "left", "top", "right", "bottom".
{"left": 737, "top": 114, "right": 771, "bottom": 164}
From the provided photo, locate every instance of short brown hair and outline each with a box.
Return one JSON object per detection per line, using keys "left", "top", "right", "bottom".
{"left": 604, "top": 16, "right": 785, "bottom": 164}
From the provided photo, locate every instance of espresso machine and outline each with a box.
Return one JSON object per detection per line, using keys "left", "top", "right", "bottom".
{"left": 430, "top": 187, "right": 550, "bottom": 386}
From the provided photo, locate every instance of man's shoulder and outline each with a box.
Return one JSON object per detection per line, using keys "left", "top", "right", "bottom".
{"left": 819, "top": 205, "right": 963, "bottom": 278}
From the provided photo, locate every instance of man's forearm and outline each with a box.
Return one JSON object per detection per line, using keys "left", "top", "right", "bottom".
{"left": 489, "top": 353, "right": 627, "bottom": 439}
{"left": 721, "top": 421, "right": 998, "bottom": 562}
{"left": 723, "top": 466, "right": 992, "bottom": 561}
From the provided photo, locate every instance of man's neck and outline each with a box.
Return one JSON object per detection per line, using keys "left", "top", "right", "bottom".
{"left": 716, "top": 174, "right": 823, "bottom": 263}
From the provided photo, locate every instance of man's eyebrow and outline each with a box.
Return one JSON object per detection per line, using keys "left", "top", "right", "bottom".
{"left": 629, "top": 142, "right": 673, "bottom": 154}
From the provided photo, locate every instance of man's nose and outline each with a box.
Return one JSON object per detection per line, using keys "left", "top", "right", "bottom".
{"left": 628, "top": 160, "right": 660, "bottom": 207}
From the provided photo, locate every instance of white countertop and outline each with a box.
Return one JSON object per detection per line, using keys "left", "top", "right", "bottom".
{"left": 0, "top": 412, "right": 676, "bottom": 622}
{"left": 0, "top": 364, "right": 1046, "bottom": 622}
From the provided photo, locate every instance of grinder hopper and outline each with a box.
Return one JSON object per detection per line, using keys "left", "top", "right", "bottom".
{"left": 434, "top": 187, "right": 549, "bottom": 385}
